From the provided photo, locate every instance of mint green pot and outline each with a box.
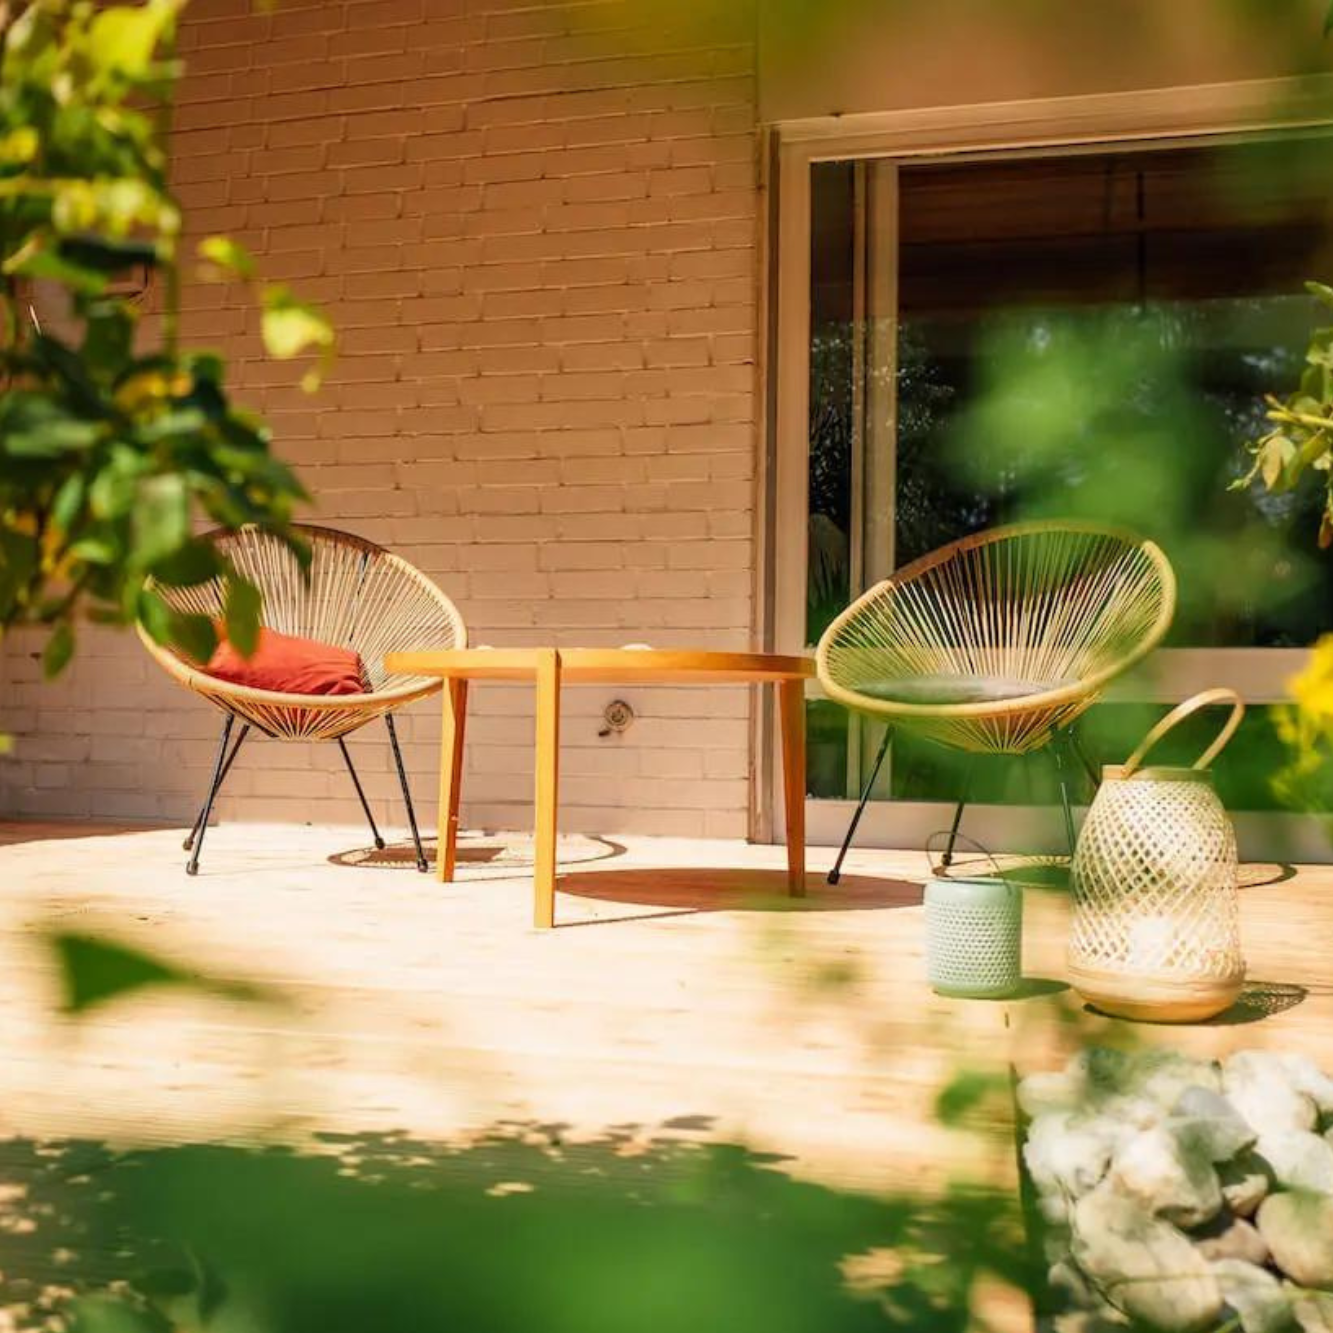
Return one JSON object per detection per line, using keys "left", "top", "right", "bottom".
{"left": 924, "top": 876, "right": 1023, "bottom": 999}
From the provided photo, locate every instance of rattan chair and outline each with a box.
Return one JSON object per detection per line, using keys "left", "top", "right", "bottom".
{"left": 137, "top": 524, "right": 466, "bottom": 874}
{"left": 816, "top": 520, "right": 1176, "bottom": 882}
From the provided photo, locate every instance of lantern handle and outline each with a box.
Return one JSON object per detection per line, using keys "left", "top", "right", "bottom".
{"left": 1122, "top": 688, "right": 1245, "bottom": 778}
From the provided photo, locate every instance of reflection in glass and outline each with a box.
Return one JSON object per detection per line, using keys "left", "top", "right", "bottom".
{"left": 805, "top": 139, "right": 1333, "bottom": 807}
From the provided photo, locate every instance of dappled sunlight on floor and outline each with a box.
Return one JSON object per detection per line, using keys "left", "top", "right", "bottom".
{"left": 0, "top": 821, "right": 1013, "bottom": 1201}
{"left": 0, "top": 818, "right": 1329, "bottom": 1217}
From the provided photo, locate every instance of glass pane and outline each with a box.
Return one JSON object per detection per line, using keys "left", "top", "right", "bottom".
{"left": 895, "top": 144, "right": 1333, "bottom": 648}
{"left": 805, "top": 139, "right": 1333, "bottom": 811}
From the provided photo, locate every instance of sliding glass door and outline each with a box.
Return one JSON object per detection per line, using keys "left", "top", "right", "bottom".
{"left": 791, "top": 136, "right": 1333, "bottom": 859}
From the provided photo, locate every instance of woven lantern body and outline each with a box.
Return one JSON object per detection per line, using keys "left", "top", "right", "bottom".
{"left": 1068, "top": 690, "right": 1246, "bottom": 1023}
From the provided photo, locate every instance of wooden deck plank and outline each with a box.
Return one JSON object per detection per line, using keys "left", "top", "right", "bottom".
{"left": 0, "top": 820, "right": 1329, "bottom": 1203}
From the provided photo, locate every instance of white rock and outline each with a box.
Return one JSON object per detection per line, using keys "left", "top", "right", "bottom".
{"left": 1073, "top": 1185, "right": 1224, "bottom": 1333}
{"left": 1279, "top": 1056, "right": 1333, "bottom": 1117}
{"left": 1211, "top": 1259, "right": 1291, "bottom": 1333}
{"left": 1018, "top": 1070, "right": 1083, "bottom": 1119}
{"left": 1192, "top": 1212, "right": 1271, "bottom": 1266}
{"left": 1111, "top": 1124, "right": 1223, "bottom": 1228}
{"left": 1220, "top": 1152, "right": 1275, "bottom": 1219}
{"left": 1026, "top": 1111, "right": 1117, "bottom": 1199}
{"left": 1133, "top": 1052, "right": 1224, "bottom": 1107}
{"left": 1172, "top": 1085, "right": 1259, "bottom": 1161}
{"left": 1257, "top": 1192, "right": 1333, "bottom": 1289}
{"left": 1225, "top": 1052, "right": 1319, "bottom": 1135}
{"left": 1052, "top": 1313, "right": 1132, "bottom": 1333}
{"left": 1257, "top": 1132, "right": 1333, "bottom": 1195}
{"left": 1049, "top": 1258, "right": 1096, "bottom": 1308}
{"left": 1291, "top": 1287, "right": 1333, "bottom": 1333}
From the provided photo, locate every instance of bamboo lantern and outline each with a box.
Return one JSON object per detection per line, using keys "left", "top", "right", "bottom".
{"left": 1068, "top": 689, "right": 1246, "bottom": 1023}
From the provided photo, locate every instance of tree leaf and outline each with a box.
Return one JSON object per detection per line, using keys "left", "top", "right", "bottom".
{"left": 50, "top": 473, "right": 87, "bottom": 534}
{"left": 0, "top": 126, "right": 39, "bottom": 165}
{"left": 135, "top": 587, "right": 172, "bottom": 644}
{"left": 198, "top": 234, "right": 255, "bottom": 281}
{"left": 1261, "top": 436, "right": 1295, "bottom": 490}
{"left": 42, "top": 622, "right": 75, "bottom": 678}
{"left": 0, "top": 529, "right": 39, "bottom": 618}
{"left": 151, "top": 537, "right": 222, "bottom": 588}
{"left": 90, "top": 460, "right": 140, "bottom": 519}
{"left": 4, "top": 416, "right": 101, "bottom": 456}
{"left": 47, "top": 929, "right": 276, "bottom": 1016}
{"left": 934, "top": 1069, "right": 1008, "bottom": 1126}
{"left": 5, "top": 244, "right": 108, "bottom": 295}
{"left": 131, "top": 474, "right": 189, "bottom": 566}
{"left": 169, "top": 612, "right": 217, "bottom": 663}
{"left": 48, "top": 930, "right": 197, "bottom": 1015}
{"left": 260, "top": 285, "right": 334, "bottom": 388}
{"left": 68, "top": 1296, "right": 172, "bottom": 1333}
{"left": 68, "top": 534, "right": 120, "bottom": 565}
{"left": 224, "top": 576, "right": 262, "bottom": 657}
{"left": 87, "top": 2, "right": 178, "bottom": 81}
{"left": 82, "top": 304, "right": 137, "bottom": 373}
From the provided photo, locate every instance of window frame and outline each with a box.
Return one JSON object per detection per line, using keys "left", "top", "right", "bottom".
{"left": 761, "top": 76, "right": 1333, "bottom": 861}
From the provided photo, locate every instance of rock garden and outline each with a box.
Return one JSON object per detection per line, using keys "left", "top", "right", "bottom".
{"left": 1022, "top": 1047, "right": 1333, "bottom": 1333}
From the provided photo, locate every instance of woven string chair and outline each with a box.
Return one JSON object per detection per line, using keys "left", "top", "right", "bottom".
{"left": 816, "top": 520, "right": 1176, "bottom": 883}
{"left": 137, "top": 523, "right": 466, "bottom": 874}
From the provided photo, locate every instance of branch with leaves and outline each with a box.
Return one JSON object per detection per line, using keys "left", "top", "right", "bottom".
{"left": 0, "top": 0, "right": 333, "bottom": 675}
{"left": 1235, "top": 281, "right": 1333, "bottom": 549}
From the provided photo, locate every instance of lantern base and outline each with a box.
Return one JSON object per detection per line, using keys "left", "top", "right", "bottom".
{"left": 1068, "top": 963, "right": 1245, "bottom": 1024}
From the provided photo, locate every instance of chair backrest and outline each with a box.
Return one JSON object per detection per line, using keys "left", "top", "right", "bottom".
{"left": 152, "top": 524, "right": 466, "bottom": 691}
{"left": 819, "top": 520, "right": 1175, "bottom": 706}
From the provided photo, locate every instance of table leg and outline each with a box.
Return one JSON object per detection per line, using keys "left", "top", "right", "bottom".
{"left": 533, "top": 649, "right": 561, "bottom": 928}
{"left": 778, "top": 678, "right": 807, "bottom": 897}
{"left": 436, "top": 678, "right": 468, "bottom": 882}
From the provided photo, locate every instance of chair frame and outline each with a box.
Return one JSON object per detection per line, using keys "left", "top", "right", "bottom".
{"left": 816, "top": 519, "right": 1176, "bottom": 882}
{"left": 138, "top": 523, "right": 467, "bottom": 874}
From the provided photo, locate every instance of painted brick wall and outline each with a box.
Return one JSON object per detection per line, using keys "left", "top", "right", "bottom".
{"left": 0, "top": 0, "right": 762, "bottom": 841}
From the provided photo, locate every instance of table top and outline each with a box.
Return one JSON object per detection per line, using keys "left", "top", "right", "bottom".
{"left": 385, "top": 647, "right": 814, "bottom": 684}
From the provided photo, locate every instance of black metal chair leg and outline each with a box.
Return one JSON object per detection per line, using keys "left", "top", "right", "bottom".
{"left": 1070, "top": 729, "right": 1100, "bottom": 796}
{"left": 187, "top": 714, "right": 236, "bottom": 876}
{"left": 1052, "top": 733, "right": 1078, "bottom": 860}
{"left": 184, "top": 722, "right": 250, "bottom": 851}
{"left": 338, "top": 737, "right": 385, "bottom": 850}
{"left": 385, "top": 714, "right": 428, "bottom": 873}
{"left": 828, "top": 726, "right": 892, "bottom": 886}
{"left": 941, "top": 756, "right": 977, "bottom": 869}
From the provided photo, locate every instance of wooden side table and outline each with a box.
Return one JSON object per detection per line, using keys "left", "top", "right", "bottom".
{"left": 383, "top": 648, "right": 815, "bottom": 928}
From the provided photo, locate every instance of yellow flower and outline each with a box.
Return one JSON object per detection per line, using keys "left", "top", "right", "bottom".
{"left": 1288, "top": 636, "right": 1333, "bottom": 721}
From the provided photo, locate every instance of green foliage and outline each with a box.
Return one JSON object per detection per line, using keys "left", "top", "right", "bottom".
{"left": 1, "top": 1130, "right": 1032, "bottom": 1333}
{"left": 0, "top": 0, "right": 332, "bottom": 672}
{"left": 46, "top": 928, "right": 277, "bottom": 1013}
{"left": 259, "top": 284, "right": 335, "bottom": 392}
{"left": 1236, "top": 281, "right": 1333, "bottom": 547}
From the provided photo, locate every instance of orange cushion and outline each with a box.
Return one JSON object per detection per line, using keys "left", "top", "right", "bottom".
{"left": 204, "top": 626, "right": 367, "bottom": 696}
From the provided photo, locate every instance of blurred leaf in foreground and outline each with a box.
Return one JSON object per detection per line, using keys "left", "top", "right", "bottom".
{"left": 47, "top": 929, "right": 279, "bottom": 1015}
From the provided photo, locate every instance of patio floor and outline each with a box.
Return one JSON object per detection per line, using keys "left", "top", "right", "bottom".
{"left": 0, "top": 819, "right": 1330, "bottom": 1202}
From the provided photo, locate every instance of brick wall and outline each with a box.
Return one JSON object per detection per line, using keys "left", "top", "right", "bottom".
{"left": 0, "top": 0, "right": 763, "bottom": 841}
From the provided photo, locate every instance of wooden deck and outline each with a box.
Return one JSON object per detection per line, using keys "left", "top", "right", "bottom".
{"left": 0, "top": 819, "right": 1330, "bottom": 1202}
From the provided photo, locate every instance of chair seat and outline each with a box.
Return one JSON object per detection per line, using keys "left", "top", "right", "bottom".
{"left": 857, "top": 673, "right": 1072, "bottom": 707}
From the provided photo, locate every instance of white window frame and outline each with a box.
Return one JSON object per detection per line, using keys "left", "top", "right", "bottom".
{"left": 761, "top": 76, "right": 1333, "bottom": 863}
